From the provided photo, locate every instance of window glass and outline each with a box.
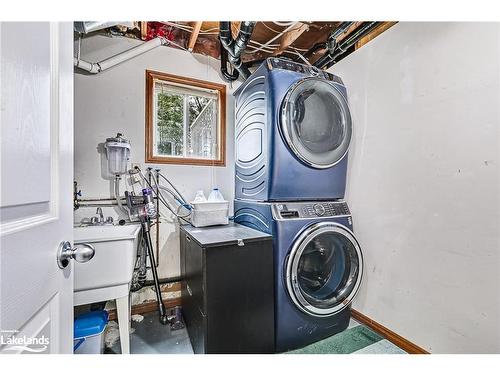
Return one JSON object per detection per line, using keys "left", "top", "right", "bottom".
{"left": 146, "top": 71, "right": 226, "bottom": 166}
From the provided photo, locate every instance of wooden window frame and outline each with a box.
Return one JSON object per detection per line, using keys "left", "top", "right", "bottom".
{"left": 145, "top": 70, "right": 226, "bottom": 166}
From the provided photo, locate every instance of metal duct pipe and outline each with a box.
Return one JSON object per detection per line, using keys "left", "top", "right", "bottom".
{"left": 219, "top": 21, "right": 256, "bottom": 80}
{"left": 74, "top": 37, "right": 167, "bottom": 74}
{"left": 219, "top": 38, "right": 239, "bottom": 82}
{"left": 314, "top": 22, "right": 380, "bottom": 69}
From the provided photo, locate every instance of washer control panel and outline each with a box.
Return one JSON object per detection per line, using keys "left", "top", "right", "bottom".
{"left": 267, "top": 57, "right": 339, "bottom": 82}
{"left": 272, "top": 201, "right": 350, "bottom": 220}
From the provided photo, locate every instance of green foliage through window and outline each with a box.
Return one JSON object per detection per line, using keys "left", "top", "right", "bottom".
{"left": 154, "top": 85, "right": 218, "bottom": 160}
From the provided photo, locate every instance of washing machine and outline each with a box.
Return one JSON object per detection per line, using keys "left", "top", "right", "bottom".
{"left": 234, "top": 199, "right": 363, "bottom": 352}
{"left": 234, "top": 57, "right": 353, "bottom": 202}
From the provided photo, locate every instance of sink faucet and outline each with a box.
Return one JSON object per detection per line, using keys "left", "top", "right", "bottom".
{"left": 96, "top": 207, "right": 104, "bottom": 224}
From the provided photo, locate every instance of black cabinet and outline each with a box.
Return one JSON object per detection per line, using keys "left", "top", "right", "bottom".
{"left": 180, "top": 223, "right": 275, "bottom": 353}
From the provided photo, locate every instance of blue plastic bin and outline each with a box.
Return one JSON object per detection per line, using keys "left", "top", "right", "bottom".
{"left": 74, "top": 310, "right": 109, "bottom": 354}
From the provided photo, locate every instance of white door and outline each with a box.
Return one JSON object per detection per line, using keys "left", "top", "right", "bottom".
{"left": 0, "top": 22, "right": 74, "bottom": 354}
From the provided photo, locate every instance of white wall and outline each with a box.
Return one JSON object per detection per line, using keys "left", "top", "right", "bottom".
{"left": 74, "top": 34, "right": 239, "bottom": 278}
{"left": 330, "top": 22, "right": 500, "bottom": 353}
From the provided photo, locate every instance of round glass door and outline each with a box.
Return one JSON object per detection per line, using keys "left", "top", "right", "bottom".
{"left": 285, "top": 222, "right": 363, "bottom": 316}
{"left": 280, "top": 78, "right": 352, "bottom": 169}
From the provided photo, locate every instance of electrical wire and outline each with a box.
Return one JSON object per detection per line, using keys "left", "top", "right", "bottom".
{"left": 160, "top": 21, "right": 310, "bottom": 61}
{"left": 294, "top": 51, "right": 312, "bottom": 65}
{"left": 159, "top": 21, "right": 220, "bottom": 35}
{"left": 273, "top": 21, "right": 297, "bottom": 27}
{"left": 160, "top": 21, "right": 192, "bottom": 32}
{"left": 259, "top": 21, "right": 283, "bottom": 34}
{"left": 248, "top": 22, "right": 299, "bottom": 53}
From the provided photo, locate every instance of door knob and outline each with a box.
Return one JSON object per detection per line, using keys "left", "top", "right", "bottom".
{"left": 57, "top": 241, "right": 95, "bottom": 269}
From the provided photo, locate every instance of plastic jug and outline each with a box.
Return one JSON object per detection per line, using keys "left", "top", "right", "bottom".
{"left": 193, "top": 190, "right": 207, "bottom": 203}
{"left": 208, "top": 188, "right": 224, "bottom": 202}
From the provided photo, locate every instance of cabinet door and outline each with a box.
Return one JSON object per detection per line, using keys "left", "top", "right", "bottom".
{"left": 181, "top": 232, "right": 206, "bottom": 353}
{"left": 205, "top": 239, "right": 274, "bottom": 353}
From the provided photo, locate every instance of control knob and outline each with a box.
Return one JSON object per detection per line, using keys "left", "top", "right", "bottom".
{"left": 313, "top": 204, "right": 326, "bottom": 216}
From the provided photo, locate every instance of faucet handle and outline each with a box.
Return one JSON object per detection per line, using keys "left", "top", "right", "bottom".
{"left": 106, "top": 216, "right": 114, "bottom": 224}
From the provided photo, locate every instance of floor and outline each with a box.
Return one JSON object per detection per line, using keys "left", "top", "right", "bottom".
{"left": 105, "top": 312, "right": 193, "bottom": 354}
{"left": 288, "top": 318, "right": 406, "bottom": 354}
{"left": 105, "top": 311, "right": 406, "bottom": 354}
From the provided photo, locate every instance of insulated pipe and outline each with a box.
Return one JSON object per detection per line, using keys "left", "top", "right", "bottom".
{"left": 312, "top": 21, "right": 357, "bottom": 68}
{"left": 74, "top": 37, "right": 167, "bottom": 74}
{"left": 219, "top": 21, "right": 256, "bottom": 80}
{"left": 324, "top": 22, "right": 381, "bottom": 69}
{"left": 314, "top": 22, "right": 379, "bottom": 69}
{"left": 296, "top": 22, "right": 354, "bottom": 64}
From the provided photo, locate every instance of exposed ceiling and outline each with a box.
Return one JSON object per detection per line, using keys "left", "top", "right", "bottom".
{"left": 79, "top": 21, "right": 396, "bottom": 68}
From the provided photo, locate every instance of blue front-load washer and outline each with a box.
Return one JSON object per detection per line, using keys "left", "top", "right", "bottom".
{"left": 234, "top": 199, "right": 363, "bottom": 352}
{"left": 234, "top": 57, "right": 353, "bottom": 201}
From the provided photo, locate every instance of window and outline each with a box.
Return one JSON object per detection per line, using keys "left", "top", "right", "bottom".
{"left": 145, "top": 70, "right": 226, "bottom": 166}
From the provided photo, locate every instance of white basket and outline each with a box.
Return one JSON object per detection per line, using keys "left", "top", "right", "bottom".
{"left": 74, "top": 331, "right": 105, "bottom": 354}
{"left": 190, "top": 200, "right": 229, "bottom": 227}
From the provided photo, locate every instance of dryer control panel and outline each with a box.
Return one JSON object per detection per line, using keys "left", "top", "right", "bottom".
{"left": 272, "top": 201, "right": 350, "bottom": 220}
{"left": 267, "top": 57, "right": 340, "bottom": 83}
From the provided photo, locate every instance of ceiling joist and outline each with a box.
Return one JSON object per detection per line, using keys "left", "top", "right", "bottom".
{"left": 187, "top": 21, "right": 203, "bottom": 52}
{"left": 140, "top": 21, "right": 148, "bottom": 40}
{"left": 355, "top": 21, "right": 397, "bottom": 50}
{"left": 90, "top": 21, "right": 397, "bottom": 68}
{"left": 273, "top": 22, "right": 309, "bottom": 56}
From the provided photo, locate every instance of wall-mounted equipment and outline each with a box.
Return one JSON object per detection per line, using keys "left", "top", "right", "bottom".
{"left": 105, "top": 133, "right": 130, "bottom": 175}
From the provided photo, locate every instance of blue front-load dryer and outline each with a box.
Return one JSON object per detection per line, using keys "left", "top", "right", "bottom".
{"left": 234, "top": 57, "right": 353, "bottom": 201}
{"left": 234, "top": 199, "right": 364, "bottom": 352}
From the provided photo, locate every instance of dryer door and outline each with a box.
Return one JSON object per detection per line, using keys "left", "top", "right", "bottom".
{"left": 286, "top": 222, "right": 363, "bottom": 316}
{"left": 280, "top": 78, "right": 352, "bottom": 169}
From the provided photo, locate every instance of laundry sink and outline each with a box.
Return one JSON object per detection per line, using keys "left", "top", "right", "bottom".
{"left": 73, "top": 223, "right": 142, "bottom": 354}
{"left": 73, "top": 224, "right": 141, "bottom": 293}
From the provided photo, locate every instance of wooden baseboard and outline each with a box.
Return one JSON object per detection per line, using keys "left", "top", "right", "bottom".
{"left": 351, "top": 309, "right": 429, "bottom": 354}
{"left": 107, "top": 298, "right": 182, "bottom": 321}
{"left": 106, "top": 288, "right": 426, "bottom": 354}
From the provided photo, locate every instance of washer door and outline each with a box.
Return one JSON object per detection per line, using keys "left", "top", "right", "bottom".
{"left": 286, "top": 222, "right": 363, "bottom": 316}
{"left": 281, "top": 78, "right": 352, "bottom": 169}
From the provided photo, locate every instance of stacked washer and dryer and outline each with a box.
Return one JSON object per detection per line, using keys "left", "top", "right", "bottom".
{"left": 233, "top": 57, "right": 364, "bottom": 352}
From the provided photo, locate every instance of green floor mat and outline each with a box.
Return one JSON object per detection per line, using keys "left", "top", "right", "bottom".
{"left": 288, "top": 325, "right": 384, "bottom": 354}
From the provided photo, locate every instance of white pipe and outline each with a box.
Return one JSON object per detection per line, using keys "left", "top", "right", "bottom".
{"left": 74, "top": 21, "right": 122, "bottom": 34}
{"left": 114, "top": 176, "right": 128, "bottom": 215}
{"left": 74, "top": 37, "right": 166, "bottom": 74}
